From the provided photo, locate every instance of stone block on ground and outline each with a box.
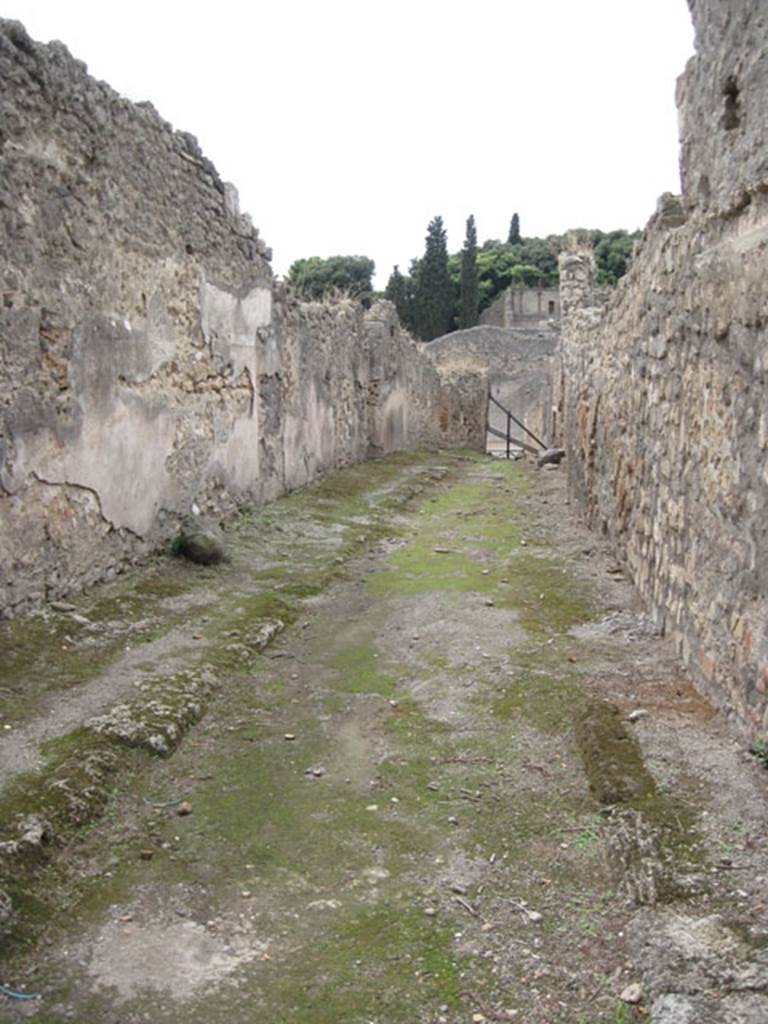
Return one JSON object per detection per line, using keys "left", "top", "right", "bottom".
{"left": 175, "top": 521, "right": 227, "bottom": 565}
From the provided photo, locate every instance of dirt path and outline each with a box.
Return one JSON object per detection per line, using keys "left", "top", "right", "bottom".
{"left": 2, "top": 453, "right": 768, "bottom": 1023}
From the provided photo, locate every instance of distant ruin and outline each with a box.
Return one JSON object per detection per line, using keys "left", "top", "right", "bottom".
{"left": 480, "top": 285, "right": 560, "bottom": 328}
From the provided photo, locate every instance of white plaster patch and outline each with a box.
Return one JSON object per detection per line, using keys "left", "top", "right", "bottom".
{"left": 240, "top": 286, "right": 272, "bottom": 332}
{"left": 84, "top": 917, "right": 266, "bottom": 1000}
{"left": 373, "top": 388, "right": 408, "bottom": 452}
{"left": 283, "top": 380, "right": 336, "bottom": 490}
{"left": 8, "top": 134, "right": 69, "bottom": 171}
{"left": 201, "top": 280, "right": 272, "bottom": 380}
{"left": 208, "top": 413, "right": 260, "bottom": 493}
{"left": 663, "top": 914, "right": 742, "bottom": 959}
{"left": 33, "top": 393, "right": 177, "bottom": 535}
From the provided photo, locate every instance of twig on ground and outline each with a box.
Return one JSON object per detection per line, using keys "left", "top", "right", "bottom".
{"left": 460, "top": 989, "right": 516, "bottom": 1021}
{"left": 453, "top": 894, "right": 481, "bottom": 918}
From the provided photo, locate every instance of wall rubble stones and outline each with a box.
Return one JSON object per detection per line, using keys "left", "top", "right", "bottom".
{"left": 556, "top": 0, "right": 768, "bottom": 737}
{"left": 0, "top": 20, "right": 486, "bottom": 616}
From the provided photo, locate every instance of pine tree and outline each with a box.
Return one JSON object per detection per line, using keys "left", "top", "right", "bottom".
{"left": 507, "top": 212, "right": 521, "bottom": 245}
{"left": 459, "top": 215, "right": 479, "bottom": 329}
{"left": 414, "top": 216, "right": 452, "bottom": 341}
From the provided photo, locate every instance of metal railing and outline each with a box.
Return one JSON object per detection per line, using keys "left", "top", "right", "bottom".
{"left": 487, "top": 393, "right": 547, "bottom": 459}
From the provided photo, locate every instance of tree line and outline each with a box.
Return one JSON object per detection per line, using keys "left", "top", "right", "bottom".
{"left": 285, "top": 215, "right": 640, "bottom": 342}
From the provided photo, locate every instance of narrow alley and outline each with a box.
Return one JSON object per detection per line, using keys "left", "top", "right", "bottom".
{"left": 2, "top": 452, "right": 768, "bottom": 1023}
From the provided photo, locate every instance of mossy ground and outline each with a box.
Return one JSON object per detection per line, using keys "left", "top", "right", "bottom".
{"left": 0, "top": 453, "right": 722, "bottom": 1023}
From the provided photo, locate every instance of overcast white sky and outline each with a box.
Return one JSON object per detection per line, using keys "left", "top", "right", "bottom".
{"left": 7, "top": 1, "right": 695, "bottom": 286}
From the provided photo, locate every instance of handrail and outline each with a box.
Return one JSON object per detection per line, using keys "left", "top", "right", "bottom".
{"left": 488, "top": 393, "right": 547, "bottom": 451}
{"left": 486, "top": 425, "right": 539, "bottom": 456}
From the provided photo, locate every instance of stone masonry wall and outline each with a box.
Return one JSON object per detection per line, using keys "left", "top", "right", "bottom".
{"left": 0, "top": 21, "right": 486, "bottom": 616}
{"left": 427, "top": 325, "right": 557, "bottom": 447}
{"left": 556, "top": 0, "right": 768, "bottom": 737}
{"left": 480, "top": 287, "right": 560, "bottom": 327}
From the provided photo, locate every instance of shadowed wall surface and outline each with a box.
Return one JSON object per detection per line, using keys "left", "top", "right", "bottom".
{"left": 556, "top": 0, "right": 768, "bottom": 737}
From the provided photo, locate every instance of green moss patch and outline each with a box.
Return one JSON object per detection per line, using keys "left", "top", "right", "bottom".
{"left": 494, "top": 553, "right": 595, "bottom": 634}
{"left": 260, "top": 905, "right": 463, "bottom": 1023}
{"left": 368, "top": 478, "right": 524, "bottom": 598}
{"left": 0, "top": 729, "right": 123, "bottom": 847}
{"left": 492, "top": 667, "right": 584, "bottom": 733}
{"left": 330, "top": 642, "right": 398, "bottom": 696}
{"left": 366, "top": 470, "right": 595, "bottom": 643}
{"left": 574, "top": 701, "right": 657, "bottom": 806}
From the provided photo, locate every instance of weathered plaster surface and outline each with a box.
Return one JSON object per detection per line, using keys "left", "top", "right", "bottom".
{"left": 0, "top": 20, "right": 486, "bottom": 615}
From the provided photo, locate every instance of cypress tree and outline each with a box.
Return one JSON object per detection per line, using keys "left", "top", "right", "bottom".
{"left": 507, "top": 212, "right": 521, "bottom": 245}
{"left": 414, "top": 216, "right": 452, "bottom": 341}
{"left": 384, "top": 265, "right": 412, "bottom": 330}
{"left": 459, "top": 215, "right": 479, "bottom": 329}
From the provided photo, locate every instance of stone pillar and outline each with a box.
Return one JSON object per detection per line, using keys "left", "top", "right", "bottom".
{"left": 558, "top": 248, "right": 597, "bottom": 316}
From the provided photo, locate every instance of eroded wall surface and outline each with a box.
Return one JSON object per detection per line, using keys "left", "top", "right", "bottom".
{"left": 427, "top": 325, "right": 557, "bottom": 445}
{"left": 556, "top": 0, "right": 768, "bottom": 735}
{"left": 0, "top": 21, "right": 486, "bottom": 615}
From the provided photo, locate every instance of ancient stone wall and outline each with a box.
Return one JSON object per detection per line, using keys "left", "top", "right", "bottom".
{"left": 0, "top": 20, "right": 486, "bottom": 616}
{"left": 556, "top": 0, "right": 768, "bottom": 737}
{"left": 480, "top": 287, "right": 560, "bottom": 327}
{"left": 427, "top": 325, "right": 557, "bottom": 447}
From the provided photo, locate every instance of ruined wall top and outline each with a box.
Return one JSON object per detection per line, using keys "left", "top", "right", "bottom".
{"left": 0, "top": 19, "right": 272, "bottom": 293}
{"left": 677, "top": 0, "right": 768, "bottom": 217}
{"left": 426, "top": 324, "right": 557, "bottom": 375}
{"left": 557, "top": 248, "right": 611, "bottom": 317}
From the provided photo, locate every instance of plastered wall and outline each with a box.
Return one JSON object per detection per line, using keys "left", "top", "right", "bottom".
{"left": 0, "top": 21, "right": 486, "bottom": 615}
